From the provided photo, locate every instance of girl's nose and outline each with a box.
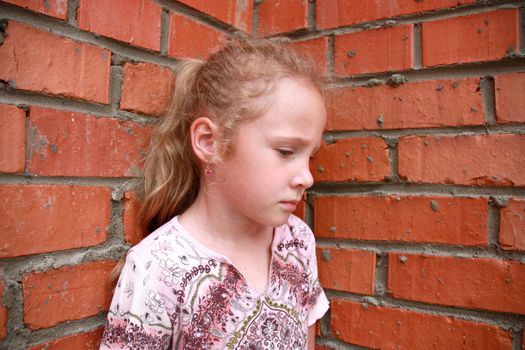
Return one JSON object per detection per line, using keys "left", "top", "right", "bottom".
{"left": 292, "top": 163, "right": 314, "bottom": 190}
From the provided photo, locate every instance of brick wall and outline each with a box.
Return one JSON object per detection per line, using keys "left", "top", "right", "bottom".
{"left": 0, "top": 1, "right": 523, "bottom": 349}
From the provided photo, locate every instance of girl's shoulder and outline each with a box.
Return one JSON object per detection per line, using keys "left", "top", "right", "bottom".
{"left": 284, "top": 214, "right": 314, "bottom": 238}
{"left": 286, "top": 213, "right": 310, "bottom": 229}
{"left": 126, "top": 216, "right": 186, "bottom": 264}
{"left": 275, "top": 214, "right": 317, "bottom": 254}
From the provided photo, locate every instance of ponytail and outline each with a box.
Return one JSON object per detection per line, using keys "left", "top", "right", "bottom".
{"left": 110, "top": 60, "right": 204, "bottom": 284}
{"left": 139, "top": 59, "right": 205, "bottom": 234}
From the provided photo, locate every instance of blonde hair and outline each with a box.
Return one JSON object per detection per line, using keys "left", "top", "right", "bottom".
{"left": 139, "top": 39, "right": 321, "bottom": 235}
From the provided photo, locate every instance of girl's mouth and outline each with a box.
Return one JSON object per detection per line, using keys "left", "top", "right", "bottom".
{"left": 280, "top": 201, "right": 298, "bottom": 211}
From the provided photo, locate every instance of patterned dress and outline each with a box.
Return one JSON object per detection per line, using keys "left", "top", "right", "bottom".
{"left": 100, "top": 214, "right": 329, "bottom": 349}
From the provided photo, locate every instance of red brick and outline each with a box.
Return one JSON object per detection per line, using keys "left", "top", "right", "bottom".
{"left": 422, "top": 9, "right": 519, "bottom": 67}
{"left": 123, "top": 192, "right": 146, "bottom": 245}
{"left": 315, "top": 196, "right": 488, "bottom": 246}
{"left": 388, "top": 253, "right": 525, "bottom": 315}
{"left": 177, "top": 0, "right": 253, "bottom": 33}
{"left": 0, "top": 22, "right": 110, "bottom": 104}
{"left": 168, "top": 13, "right": 225, "bottom": 59}
{"left": 77, "top": 0, "right": 161, "bottom": 51}
{"left": 500, "top": 198, "right": 525, "bottom": 252}
{"left": 335, "top": 25, "right": 413, "bottom": 76}
{"left": 287, "top": 37, "right": 329, "bottom": 76}
{"left": 316, "top": 0, "right": 475, "bottom": 29}
{"left": 0, "top": 279, "right": 6, "bottom": 340}
{"left": 23, "top": 261, "right": 115, "bottom": 329}
{"left": 121, "top": 62, "right": 175, "bottom": 116}
{"left": 0, "top": 185, "right": 110, "bottom": 258}
{"left": 3, "top": 0, "right": 68, "bottom": 20}
{"left": 28, "top": 107, "right": 152, "bottom": 177}
{"left": 0, "top": 104, "right": 25, "bottom": 173}
{"left": 324, "top": 77, "right": 484, "bottom": 131}
{"left": 316, "top": 247, "right": 375, "bottom": 294}
{"left": 398, "top": 134, "right": 525, "bottom": 186}
{"left": 495, "top": 72, "right": 525, "bottom": 124}
{"left": 26, "top": 327, "right": 104, "bottom": 350}
{"left": 310, "top": 138, "right": 389, "bottom": 182}
{"left": 257, "top": 0, "right": 308, "bottom": 36}
{"left": 331, "top": 299, "right": 512, "bottom": 349}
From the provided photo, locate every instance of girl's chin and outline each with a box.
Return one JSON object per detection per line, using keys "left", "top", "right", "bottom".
{"left": 266, "top": 214, "right": 292, "bottom": 228}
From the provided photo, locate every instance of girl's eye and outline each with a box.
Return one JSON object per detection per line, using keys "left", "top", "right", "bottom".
{"left": 276, "top": 149, "right": 294, "bottom": 157}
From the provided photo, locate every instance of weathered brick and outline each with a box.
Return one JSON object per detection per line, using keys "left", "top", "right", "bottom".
{"left": 23, "top": 261, "right": 115, "bottom": 330}
{"left": 335, "top": 25, "right": 413, "bottom": 75}
{"left": 500, "top": 198, "right": 525, "bottom": 252}
{"left": 287, "top": 37, "right": 329, "bottom": 76}
{"left": 0, "top": 279, "right": 6, "bottom": 340}
{"left": 168, "top": 12, "right": 225, "bottom": 59}
{"left": 121, "top": 62, "right": 175, "bottom": 116}
{"left": 0, "top": 22, "right": 110, "bottom": 104}
{"left": 257, "top": 0, "right": 308, "bottom": 36}
{"left": 28, "top": 107, "right": 152, "bottom": 177}
{"left": 422, "top": 9, "right": 519, "bottom": 67}
{"left": 123, "top": 192, "right": 146, "bottom": 245}
{"left": 0, "top": 185, "right": 110, "bottom": 258}
{"left": 315, "top": 195, "right": 488, "bottom": 246}
{"left": 324, "top": 77, "right": 484, "bottom": 131}
{"left": 388, "top": 253, "right": 525, "bottom": 315}
{"left": 398, "top": 134, "right": 525, "bottom": 186}
{"left": 495, "top": 72, "right": 525, "bottom": 123}
{"left": 316, "top": 247, "right": 375, "bottom": 294}
{"left": 331, "top": 299, "right": 512, "bottom": 349}
{"left": 316, "top": 0, "right": 476, "bottom": 29}
{"left": 310, "top": 138, "right": 389, "bottom": 182}
{"left": 0, "top": 104, "right": 25, "bottom": 173}
{"left": 26, "top": 327, "right": 104, "bottom": 350}
{"left": 77, "top": 0, "right": 161, "bottom": 51}
{"left": 3, "top": 0, "right": 68, "bottom": 19}
{"left": 177, "top": 0, "right": 253, "bottom": 33}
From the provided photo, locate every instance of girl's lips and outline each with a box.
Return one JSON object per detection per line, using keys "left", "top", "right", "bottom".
{"left": 280, "top": 201, "right": 298, "bottom": 211}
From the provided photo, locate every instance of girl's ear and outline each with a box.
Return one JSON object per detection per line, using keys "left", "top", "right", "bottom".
{"left": 190, "top": 117, "right": 220, "bottom": 163}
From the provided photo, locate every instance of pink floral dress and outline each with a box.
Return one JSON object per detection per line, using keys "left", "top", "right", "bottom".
{"left": 100, "top": 214, "right": 329, "bottom": 349}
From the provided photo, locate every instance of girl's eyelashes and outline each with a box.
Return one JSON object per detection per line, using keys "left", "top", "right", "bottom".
{"left": 276, "top": 146, "right": 320, "bottom": 159}
{"left": 276, "top": 148, "right": 294, "bottom": 157}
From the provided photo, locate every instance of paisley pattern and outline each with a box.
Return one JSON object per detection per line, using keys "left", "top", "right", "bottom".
{"left": 232, "top": 298, "right": 305, "bottom": 350}
{"left": 100, "top": 215, "right": 329, "bottom": 349}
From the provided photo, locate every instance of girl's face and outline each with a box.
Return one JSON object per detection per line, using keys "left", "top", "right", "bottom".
{"left": 213, "top": 77, "right": 326, "bottom": 228}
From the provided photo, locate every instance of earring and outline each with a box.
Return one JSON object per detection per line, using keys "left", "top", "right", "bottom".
{"left": 204, "top": 164, "right": 213, "bottom": 176}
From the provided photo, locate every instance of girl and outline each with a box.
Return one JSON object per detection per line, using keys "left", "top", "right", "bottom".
{"left": 100, "top": 39, "right": 329, "bottom": 350}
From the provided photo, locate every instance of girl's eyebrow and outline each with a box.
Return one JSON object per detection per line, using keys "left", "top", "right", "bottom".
{"left": 270, "top": 136, "right": 321, "bottom": 153}
{"left": 270, "top": 136, "right": 312, "bottom": 145}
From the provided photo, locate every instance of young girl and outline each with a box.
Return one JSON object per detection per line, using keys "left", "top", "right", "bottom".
{"left": 100, "top": 39, "right": 329, "bottom": 350}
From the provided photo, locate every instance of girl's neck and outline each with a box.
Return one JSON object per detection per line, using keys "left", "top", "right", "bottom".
{"left": 179, "top": 190, "right": 272, "bottom": 247}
